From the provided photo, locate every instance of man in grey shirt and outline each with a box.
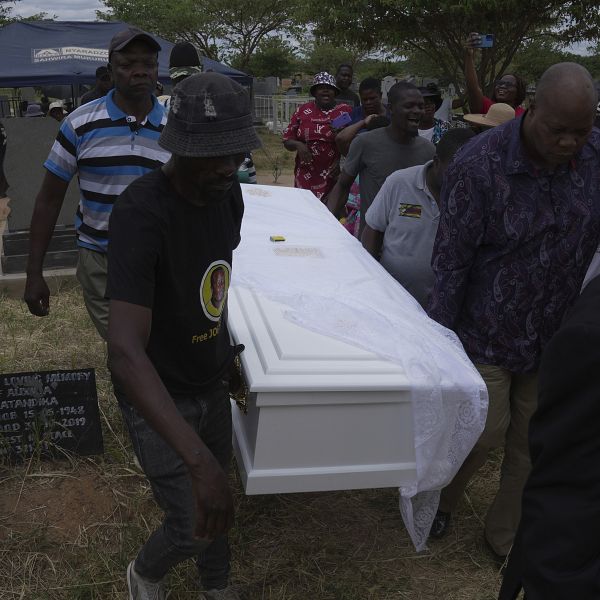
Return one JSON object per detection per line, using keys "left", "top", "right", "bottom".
{"left": 361, "top": 129, "right": 475, "bottom": 307}
{"left": 327, "top": 81, "right": 435, "bottom": 234}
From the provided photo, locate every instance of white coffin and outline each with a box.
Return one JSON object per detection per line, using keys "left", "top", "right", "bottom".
{"left": 228, "top": 186, "right": 418, "bottom": 495}
{"left": 228, "top": 286, "right": 416, "bottom": 495}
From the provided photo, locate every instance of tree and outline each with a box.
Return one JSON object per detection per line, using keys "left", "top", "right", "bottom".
{"left": 0, "top": 0, "right": 16, "bottom": 23}
{"left": 396, "top": 51, "right": 449, "bottom": 83}
{"left": 0, "top": 0, "right": 48, "bottom": 24}
{"left": 97, "top": 0, "right": 222, "bottom": 60}
{"left": 354, "top": 57, "right": 406, "bottom": 82}
{"left": 508, "top": 38, "right": 600, "bottom": 84}
{"left": 509, "top": 39, "right": 569, "bottom": 84}
{"left": 303, "top": 0, "right": 600, "bottom": 93}
{"left": 214, "top": 1, "right": 303, "bottom": 71}
{"left": 98, "top": 0, "right": 304, "bottom": 69}
{"left": 577, "top": 54, "right": 600, "bottom": 81}
{"left": 301, "top": 40, "right": 364, "bottom": 75}
{"left": 236, "top": 37, "right": 299, "bottom": 79}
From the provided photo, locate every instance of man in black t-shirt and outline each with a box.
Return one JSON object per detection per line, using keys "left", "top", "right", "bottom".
{"left": 107, "top": 73, "right": 261, "bottom": 600}
{"left": 80, "top": 65, "right": 113, "bottom": 105}
{"left": 335, "top": 63, "right": 360, "bottom": 108}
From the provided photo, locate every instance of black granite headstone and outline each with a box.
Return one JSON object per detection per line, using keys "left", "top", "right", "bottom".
{"left": 0, "top": 368, "right": 104, "bottom": 461}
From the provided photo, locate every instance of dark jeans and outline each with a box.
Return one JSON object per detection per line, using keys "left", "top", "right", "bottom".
{"left": 117, "top": 382, "right": 232, "bottom": 589}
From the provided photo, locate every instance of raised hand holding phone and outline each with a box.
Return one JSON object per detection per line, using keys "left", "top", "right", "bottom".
{"left": 465, "top": 32, "right": 494, "bottom": 53}
{"left": 475, "top": 34, "right": 494, "bottom": 48}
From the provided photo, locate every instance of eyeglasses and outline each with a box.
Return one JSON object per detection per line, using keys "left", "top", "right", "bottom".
{"left": 495, "top": 80, "right": 517, "bottom": 89}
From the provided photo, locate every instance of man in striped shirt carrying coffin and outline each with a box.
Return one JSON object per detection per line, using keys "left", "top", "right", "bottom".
{"left": 24, "top": 27, "right": 170, "bottom": 339}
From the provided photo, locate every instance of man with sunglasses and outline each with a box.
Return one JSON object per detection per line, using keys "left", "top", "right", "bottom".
{"left": 464, "top": 32, "right": 526, "bottom": 117}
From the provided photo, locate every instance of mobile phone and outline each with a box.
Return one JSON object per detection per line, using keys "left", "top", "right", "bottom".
{"left": 331, "top": 112, "right": 352, "bottom": 129}
{"left": 474, "top": 34, "right": 494, "bottom": 48}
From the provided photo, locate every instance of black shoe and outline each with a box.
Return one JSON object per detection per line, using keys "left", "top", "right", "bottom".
{"left": 429, "top": 510, "right": 451, "bottom": 539}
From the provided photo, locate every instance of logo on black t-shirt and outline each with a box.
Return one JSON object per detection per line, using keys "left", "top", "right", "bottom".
{"left": 200, "top": 260, "right": 231, "bottom": 322}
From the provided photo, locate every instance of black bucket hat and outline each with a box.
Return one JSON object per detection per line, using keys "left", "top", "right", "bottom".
{"left": 158, "top": 73, "right": 262, "bottom": 157}
{"left": 419, "top": 83, "right": 443, "bottom": 111}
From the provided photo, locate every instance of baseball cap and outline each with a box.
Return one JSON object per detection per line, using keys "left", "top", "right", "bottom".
{"left": 169, "top": 42, "right": 203, "bottom": 81}
{"left": 48, "top": 101, "right": 67, "bottom": 114}
{"left": 418, "top": 84, "right": 443, "bottom": 110}
{"left": 109, "top": 27, "right": 161, "bottom": 58}
{"left": 158, "top": 72, "right": 261, "bottom": 157}
{"left": 169, "top": 42, "right": 201, "bottom": 68}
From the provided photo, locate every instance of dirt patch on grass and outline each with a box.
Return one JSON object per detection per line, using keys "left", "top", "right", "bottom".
{"left": 0, "top": 468, "right": 116, "bottom": 543}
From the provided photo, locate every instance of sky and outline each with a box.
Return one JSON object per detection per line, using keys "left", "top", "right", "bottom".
{"left": 11, "top": 0, "right": 104, "bottom": 20}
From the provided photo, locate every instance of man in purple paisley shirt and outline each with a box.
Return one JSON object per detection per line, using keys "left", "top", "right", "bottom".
{"left": 427, "top": 63, "right": 600, "bottom": 558}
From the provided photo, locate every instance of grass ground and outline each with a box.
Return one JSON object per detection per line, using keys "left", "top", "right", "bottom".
{"left": 0, "top": 283, "right": 508, "bottom": 599}
{"left": 252, "top": 129, "right": 295, "bottom": 186}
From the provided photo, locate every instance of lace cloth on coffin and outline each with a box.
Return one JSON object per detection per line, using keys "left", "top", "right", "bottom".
{"left": 233, "top": 186, "right": 488, "bottom": 551}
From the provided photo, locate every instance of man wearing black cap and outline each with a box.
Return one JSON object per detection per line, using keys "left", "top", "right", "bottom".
{"left": 24, "top": 27, "right": 170, "bottom": 340}
{"left": 80, "top": 65, "right": 113, "bottom": 105}
{"left": 158, "top": 41, "right": 203, "bottom": 110}
{"left": 107, "top": 72, "right": 261, "bottom": 600}
{"left": 159, "top": 41, "right": 257, "bottom": 185}
{"left": 417, "top": 84, "right": 451, "bottom": 145}
{"left": 170, "top": 41, "right": 203, "bottom": 84}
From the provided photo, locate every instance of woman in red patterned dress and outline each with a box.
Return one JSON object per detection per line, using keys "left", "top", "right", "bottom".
{"left": 283, "top": 72, "right": 352, "bottom": 200}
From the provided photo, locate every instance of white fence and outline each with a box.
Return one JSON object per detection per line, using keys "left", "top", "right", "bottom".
{"left": 253, "top": 95, "right": 311, "bottom": 133}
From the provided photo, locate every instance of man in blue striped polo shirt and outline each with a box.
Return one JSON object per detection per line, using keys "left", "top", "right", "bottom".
{"left": 24, "top": 27, "right": 171, "bottom": 339}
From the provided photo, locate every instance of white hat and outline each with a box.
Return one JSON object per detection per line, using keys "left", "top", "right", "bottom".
{"left": 24, "top": 103, "right": 44, "bottom": 117}
{"left": 48, "top": 101, "right": 67, "bottom": 114}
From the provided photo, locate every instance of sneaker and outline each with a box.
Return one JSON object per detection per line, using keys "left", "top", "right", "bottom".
{"left": 429, "top": 510, "right": 451, "bottom": 539}
{"left": 203, "top": 585, "right": 242, "bottom": 600}
{"left": 127, "top": 560, "right": 166, "bottom": 600}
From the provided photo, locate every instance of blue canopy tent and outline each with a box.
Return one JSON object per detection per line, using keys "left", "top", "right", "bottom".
{"left": 0, "top": 20, "right": 251, "bottom": 87}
